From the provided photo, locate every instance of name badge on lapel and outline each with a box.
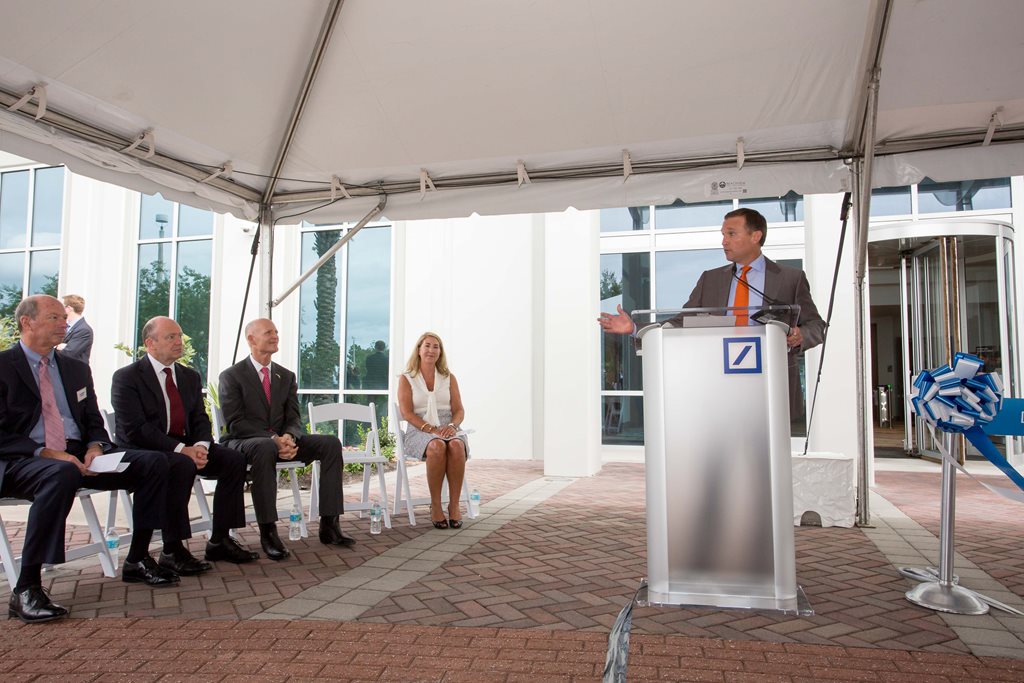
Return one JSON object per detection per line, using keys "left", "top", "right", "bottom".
{"left": 76, "top": 387, "right": 88, "bottom": 402}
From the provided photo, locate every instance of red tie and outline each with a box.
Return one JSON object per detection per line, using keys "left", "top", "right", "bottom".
{"left": 38, "top": 357, "right": 67, "bottom": 450}
{"left": 734, "top": 265, "right": 753, "bottom": 326}
{"left": 261, "top": 367, "right": 272, "bottom": 404}
{"left": 163, "top": 368, "right": 186, "bottom": 438}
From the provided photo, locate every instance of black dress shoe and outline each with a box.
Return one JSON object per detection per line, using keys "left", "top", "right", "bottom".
{"left": 205, "top": 536, "right": 259, "bottom": 564}
{"left": 122, "top": 555, "right": 181, "bottom": 587}
{"left": 158, "top": 550, "right": 213, "bottom": 576}
{"left": 8, "top": 586, "right": 69, "bottom": 623}
{"left": 260, "top": 528, "right": 291, "bottom": 561}
{"left": 319, "top": 517, "right": 356, "bottom": 547}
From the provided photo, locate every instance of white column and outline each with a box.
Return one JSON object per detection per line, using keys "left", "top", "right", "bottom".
{"left": 802, "top": 194, "right": 863, "bottom": 480}
{"left": 541, "top": 210, "right": 602, "bottom": 477}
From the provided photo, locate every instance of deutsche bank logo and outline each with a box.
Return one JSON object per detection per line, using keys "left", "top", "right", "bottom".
{"left": 723, "top": 337, "right": 762, "bottom": 374}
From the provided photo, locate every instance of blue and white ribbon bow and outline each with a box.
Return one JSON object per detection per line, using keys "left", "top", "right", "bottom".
{"left": 911, "top": 352, "right": 1024, "bottom": 496}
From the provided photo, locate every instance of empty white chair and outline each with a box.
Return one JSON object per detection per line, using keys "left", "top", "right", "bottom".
{"left": 392, "top": 402, "right": 476, "bottom": 525}
{"left": 308, "top": 401, "right": 392, "bottom": 529}
{"left": 211, "top": 403, "right": 310, "bottom": 537}
{"left": 0, "top": 489, "right": 117, "bottom": 591}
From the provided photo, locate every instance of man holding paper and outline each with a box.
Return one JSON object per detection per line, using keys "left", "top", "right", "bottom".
{"left": 0, "top": 296, "right": 175, "bottom": 623}
{"left": 111, "top": 316, "right": 257, "bottom": 573}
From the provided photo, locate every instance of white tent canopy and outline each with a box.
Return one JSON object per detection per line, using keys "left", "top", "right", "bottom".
{"left": 1, "top": 0, "right": 1023, "bottom": 223}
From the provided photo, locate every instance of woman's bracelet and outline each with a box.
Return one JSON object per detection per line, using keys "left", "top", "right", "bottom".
{"left": 420, "top": 423, "right": 432, "bottom": 433}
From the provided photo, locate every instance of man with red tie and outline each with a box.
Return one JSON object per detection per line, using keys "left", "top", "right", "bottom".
{"left": 218, "top": 318, "right": 351, "bottom": 561}
{"left": 598, "top": 208, "right": 825, "bottom": 422}
{"left": 111, "top": 317, "right": 258, "bottom": 575}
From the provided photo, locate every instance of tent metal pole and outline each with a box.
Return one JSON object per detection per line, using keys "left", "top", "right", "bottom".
{"left": 262, "top": 0, "right": 344, "bottom": 205}
{"left": 260, "top": 209, "right": 275, "bottom": 319}
{"left": 269, "top": 195, "right": 387, "bottom": 309}
{"left": 853, "top": 70, "right": 881, "bottom": 527}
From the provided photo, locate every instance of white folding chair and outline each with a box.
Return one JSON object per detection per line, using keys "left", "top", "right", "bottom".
{"left": 211, "top": 403, "right": 309, "bottom": 537}
{"left": 102, "top": 408, "right": 213, "bottom": 538}
{"left": 1, "top": 488, "right": 117, "bottom": 591}
{"left": 391, "top": 402, "right": 476, "bottom": 525}
{"left": 308, "top": 401, "right": 392, "bottom": 529}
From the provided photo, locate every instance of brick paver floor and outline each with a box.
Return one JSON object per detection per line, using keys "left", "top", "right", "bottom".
{"left": 2, "top": 458, "right": 1023, "bottom": 681}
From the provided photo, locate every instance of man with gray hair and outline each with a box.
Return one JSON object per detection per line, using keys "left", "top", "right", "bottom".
{"left": 0, "top": 296, "right": 174, "bottom": 623}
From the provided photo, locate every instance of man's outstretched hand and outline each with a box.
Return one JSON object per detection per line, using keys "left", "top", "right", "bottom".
{"left": 597, "top": 304, "right": 635, "bottom": 335}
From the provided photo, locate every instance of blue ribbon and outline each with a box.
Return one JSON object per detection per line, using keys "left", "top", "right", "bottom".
{"left": 911, "top": 352, "right": 1024, "bottom": 493}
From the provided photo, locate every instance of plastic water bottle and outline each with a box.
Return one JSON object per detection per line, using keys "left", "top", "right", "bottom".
{"left": 289, "top": 504, "right": 302, "bottom": 541}
{"left": 470, "top": 488, "right": 481, "bottom": 517}
{"left": 105, "top": 527, "right": 120, "bottom": 567}
{"left": 369, "top": 501, "right": 383, "bottom": 535}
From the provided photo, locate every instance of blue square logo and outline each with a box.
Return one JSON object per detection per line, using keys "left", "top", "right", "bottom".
{"left": 723, "top": 337, "right": 762, "bottom": 374}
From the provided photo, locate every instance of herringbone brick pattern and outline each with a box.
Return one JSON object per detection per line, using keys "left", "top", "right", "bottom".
{"left": 875, "top": 470, "right": 1024, "bottom": 600}
{"left": 0, "top": 618, "right": 1021, "bottom": 682}
{"left": 361, "top": 463, "right": 967, "bottom": 653}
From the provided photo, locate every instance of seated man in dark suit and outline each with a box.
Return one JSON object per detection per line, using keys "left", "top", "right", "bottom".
{"left": 111, "top": 316, "right": 258, "bottom": 574}
{"left": 219, "top": 318, "right": 353, "bottom": 560}
{"left": 0, "top": 296, "right": 177, "bottom": 623}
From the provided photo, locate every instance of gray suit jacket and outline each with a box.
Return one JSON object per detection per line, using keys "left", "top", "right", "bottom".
{"left": 673, "top": 257, "right": 825, "bottom": 355}
{"left": 61, "top": 317, "right": 94, "bottom": 364}
{"left": 218, "top": 358, "right": 304, "bottom": 441}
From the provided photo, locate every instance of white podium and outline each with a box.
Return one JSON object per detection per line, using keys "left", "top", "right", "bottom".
{"left": 638, "top": 314, "right": 798, "bottom": 611}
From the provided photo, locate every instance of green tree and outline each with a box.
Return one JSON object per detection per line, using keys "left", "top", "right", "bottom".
{"left": 135, "top": 256, "right": 170, "bottom": 348}
{"left": 38, "top": 273, "right": 59, "bottom": 298}
{"left": 175, "top": 265, "right": 211, "bottom": 377}
{"left": 300, "top": 232, "right": 340, "bottom": 388}
{"left": 0, "top": 315, "right": 18, "bottom": 351}
{"left": 600, "top": 268, "right": 622, "bottom": 300}
{"left": 0, "top": 283, "right": 22, "bottom": 318}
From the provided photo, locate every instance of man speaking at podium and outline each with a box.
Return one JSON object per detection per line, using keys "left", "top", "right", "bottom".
{"left": 598, "top": 207, "right": 825, "bottom": 427}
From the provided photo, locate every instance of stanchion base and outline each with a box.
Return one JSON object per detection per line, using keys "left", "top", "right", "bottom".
{"left": 906, "top": 581, "right": 989, "bottom": 615}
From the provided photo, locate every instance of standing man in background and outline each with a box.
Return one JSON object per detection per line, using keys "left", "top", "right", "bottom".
{"left": 58, "top": 295, "right": 93, "bottom": 364}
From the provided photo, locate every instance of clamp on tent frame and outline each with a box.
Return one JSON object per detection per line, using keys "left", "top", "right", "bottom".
{"left": 7, "top": 84, "right": 47, "bottom": 120}
{"left": 622, "top": 150, "right": 633, "bottom": 182}
{"left": 982, "top": 107, "right": 1003, "bottom": 147}
{"left": 121, "top": 128, "right": 156, "bottom": 159}
{"left": 201, "top": 162, "right": 233, "bottom": 183}
{"left": 419, "top": 169, "right": 436, "bottom": 199}
{"left": 736, "top": 137, "right": 745, "bottom": 170}
{"left": 330, "top": 175, "right": 351, "bottom": 201}
{"left": 517, "top": 160, "right": 531, "bottom": 187}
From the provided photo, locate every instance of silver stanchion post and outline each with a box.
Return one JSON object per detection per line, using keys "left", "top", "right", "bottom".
{"left": 903, "top": 433, "right": 988, "bottom": 614}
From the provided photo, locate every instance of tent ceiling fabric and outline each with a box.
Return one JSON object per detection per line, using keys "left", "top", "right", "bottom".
{"left": 1, "top": 0, "right": 1022, "bottom": 222}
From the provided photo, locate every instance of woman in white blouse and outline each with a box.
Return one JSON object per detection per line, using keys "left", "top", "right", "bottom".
{"left": 397, "top": 332, "right": 469, "bottom": 528}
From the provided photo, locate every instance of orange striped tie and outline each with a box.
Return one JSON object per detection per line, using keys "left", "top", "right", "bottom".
{"left": 733, "top": 265, "right": 752, "bottom": 326}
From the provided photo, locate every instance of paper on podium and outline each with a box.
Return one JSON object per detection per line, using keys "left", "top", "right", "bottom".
{"left": 88, "top": 451, "right": 129, "bottom": 474}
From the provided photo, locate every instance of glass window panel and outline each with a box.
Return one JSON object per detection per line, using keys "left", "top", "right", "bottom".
{"left": 174, "top": 240, "right": 212, "bottom": 377}
{"left": 600, "top": 252, "right": 649, "bottom": 392}
{"left": 918, "top": 177, "right": 1011, "bottom": 213}
{"left": 0, "top": 252, "right": 24, "bottom": 317}
{"left": 602, "top": 395, "right": 644, "bottom": 446}
{"left": 298, "top": 230, "right": 342, "bottom": 390}
{"left": 655, "top": 199, "right": 733, "bottom": 230}
{"left": 31, "top": 167, "right": 64, "bottom": 247}
{"left": 29, "top": 250, "right": 60, "bottom": 296}
{"left": 139, "top": 193, "right": 174, "bottom": 240}
{"left": 135, "top": 243, "right": 171, "bottom": 348}
{"left": 177, "top": 203, "right": 214, "bottom": 237}
{"left": 870, "top": 186, "right": 911, "bottom": 217}
{"left": 600, "top": 206, "right": 649, "bottom": 232}
{"left": 345, "top": 226, "right": 391, "bottom": 391}
{"left": 655, "top": 249, "right": 725, "bottom": 309}
{"left": 739, "top": 191, "right": 804, "bottom": 222}
{"left": 0, "top": 170, "right": 29, "bottom": 249}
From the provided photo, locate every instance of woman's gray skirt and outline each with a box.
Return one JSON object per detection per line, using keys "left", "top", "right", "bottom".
{"left": 401, "top": 410, "right": 470, "bottom": 460}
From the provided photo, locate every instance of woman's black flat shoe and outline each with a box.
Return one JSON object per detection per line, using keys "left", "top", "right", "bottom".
{"left": 432, "top": 518, "right": 449, "bottom": 529}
